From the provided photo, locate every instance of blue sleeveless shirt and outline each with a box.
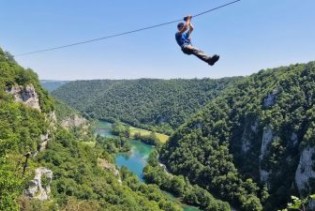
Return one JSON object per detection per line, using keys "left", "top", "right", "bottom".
{"left": 175, "top": 32, "right": 191, "bottom": 48}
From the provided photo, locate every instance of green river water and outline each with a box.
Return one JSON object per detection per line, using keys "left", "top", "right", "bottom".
{"left": 95, "top": 121, "right": 201, "bottom": 211}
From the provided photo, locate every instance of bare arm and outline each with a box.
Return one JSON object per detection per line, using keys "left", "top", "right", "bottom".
{"left": 186, "top": 15, "right": 194, "bottom": 34}
{"left": 188, "top": 21, "right": 194, "bottom": 33}
{"left": 178, "top": 22, "right": 188, "bottom": 34}
{"left": 179, "top": 15, "right": 193, "bottom": 34}
{"left": 185, "top": 15, "right": 193, "bottom": 34}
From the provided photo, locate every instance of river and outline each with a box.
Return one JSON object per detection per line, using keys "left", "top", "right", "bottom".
{"left": 95, "top": 120, "right": 201, "bottom": 211}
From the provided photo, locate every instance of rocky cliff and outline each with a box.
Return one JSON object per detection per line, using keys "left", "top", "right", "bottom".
{"left": 6, "top": 85, "right": 41, "bottom": 110}
{"left": 24, "top": 167, "right": 53, "bottom": 200}
{"left": 61, "top": 114, "right": 88, "bottom": 129}
{"left": 160, "top": 62, "right": 315, "bottom": 210}
{"left": 295, "top": 147, "right": 315, "bottom": 195}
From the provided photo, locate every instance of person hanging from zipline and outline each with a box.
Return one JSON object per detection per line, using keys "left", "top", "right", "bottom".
{"left": 175, "top": 15, "right": 220, "bottom": 66}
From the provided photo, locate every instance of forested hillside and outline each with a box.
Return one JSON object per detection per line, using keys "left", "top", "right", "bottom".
{"left": 52, "top": 78, "right": 238, "bottom": 134}
{"left": 160, "top": 62, "right": 315, "bottom": 210}
{"left": 0, "top": 48, "right": 181, "bottom": 211}
{"left": 0, "top": 49, "right": 54, "bottom": 210}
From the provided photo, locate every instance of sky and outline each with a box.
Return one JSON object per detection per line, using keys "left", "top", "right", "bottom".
{"left": 1, "top": 0, "right": 315, "bottom": 80}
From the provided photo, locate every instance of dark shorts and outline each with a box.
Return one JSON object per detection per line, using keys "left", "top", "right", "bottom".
{"left": 181, "top": 46, "right": 194, "bottom": 55}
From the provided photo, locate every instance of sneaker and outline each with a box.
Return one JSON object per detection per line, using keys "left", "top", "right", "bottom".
{"left": 208, "top": 55, "right": 220, "bottom": 66}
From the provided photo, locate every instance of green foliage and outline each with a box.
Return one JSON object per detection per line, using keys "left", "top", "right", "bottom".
{"left": 2, "top": 44, "right": 315, "bottom": 211}
{"left": 53, "top": 99, "right": 95, "bottom": 142}
{"left": 53, "top": 99, "right": 79, "bottom": 122}
{"left": 0, "top": 48, "right": 54, "bottom": 113}
{"left": 95, "top": 134, "right": 131, "bottom": 154}
{"left": 0, "top": 159, "right": 23, "bottom": 211}
{"left": 33, "top": 127, "right": 181, "bottom": 210}
{"left": 52, "top": 78, "right": 239, "bottom": 134}
{"left": 0, "top": 92, "right": 49, "bottom": 210}
{"left": 160, "top": 62, "right": 315, "bottom": 210}
{"left": 0, "top": 47, "right": 180, "bottom": 210}
{"left": 112, "top": 121, "right": 164, "bottom": 146}
{"left": 134, "top": 131, "right": 161, "bottom": 146}
{"left": 279, "top": 195, "right": 315, "bottom": 211}
{"left": 112, "top": 121, "right": 130, "bottom": 137}
{"left": 19, "top": 197, "right": 59, "bottom": 211}
{"left": 143, "top": 151, "right": 231, "bottom": 210}
{"left": 0, "top": 47, "right": 56, "bottom": 210}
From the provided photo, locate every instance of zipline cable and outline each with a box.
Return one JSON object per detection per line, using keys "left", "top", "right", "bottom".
{"left": 15, "top": 0, "right": 240, "bottom": 57}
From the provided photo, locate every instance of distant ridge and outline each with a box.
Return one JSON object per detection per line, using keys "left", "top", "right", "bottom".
{"left": 52, "top": 77, "right": 239, "bottom": 134}
{"left": 40, "top": 80, "right": 69, "bottom": 92}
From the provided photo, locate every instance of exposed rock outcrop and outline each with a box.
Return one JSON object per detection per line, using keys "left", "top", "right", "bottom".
{"left": 263, "top": 89, "right": 279, "bottom": 108}
{"left": 308, "top": 200, "right": 315, "bottom": 211}
{"left": 6, "top": 85, "right": 41, "bottom": 110}
{"left": 24, "top": 167, "right": 53, "bottom": 200}
{"left": 39, "top": 133, "right": 50, "bottom": 152}
{"left": 241, "top": 119, "right": 259, "bottom": 153}
{"left": 295, "top": 147, "right": 315, "bottom": 195}
{"left": 61, "top": 114, "right": 88, "bottom": 129}
{"left": 260, "top": 126, "right": 273, "bottom": 160}
{"left": 259, "top": 125, "right": 274, "bottom": 183}
{"left": 290, "top": 132, "right": 298, "bottom": 147}
{"left": 97, "top": 158, "right": 121, "bottom": 183}
{"left": 159, "top": 163, "right": 173, "bottom": 176}
{"left": 46, "top": 111, "right": 57, "bottom": 129}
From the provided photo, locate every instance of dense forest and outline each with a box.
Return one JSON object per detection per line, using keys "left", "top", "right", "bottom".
{"left": 144, "top": 150, "right": 231, "bottom": 211}
{"left": 0, "top": 49, "right": 54, "bottom": 210}
{"left": 52, "top": 78, "right": 239, "bottom": 134}
{"left": 0, "top": 48, "right": 181, "bottom": 211}
{"left": 159, "top": 62, "right": 315, "bottom": 210}
{"left": 3, "top": 43, "right": 315, "bottom": 211}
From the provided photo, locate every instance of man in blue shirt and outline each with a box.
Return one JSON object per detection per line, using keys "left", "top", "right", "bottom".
{"left": 175, "top": 15, "right": 219, "bottom": 66}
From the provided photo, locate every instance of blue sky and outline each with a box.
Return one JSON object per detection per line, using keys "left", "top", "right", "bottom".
{"left": 1, "top": 0, "right": 315, "bottom": 80}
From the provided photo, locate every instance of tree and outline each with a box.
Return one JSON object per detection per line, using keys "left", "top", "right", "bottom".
{"left": 280, "top": 195, "right": 315, "bottom": 211}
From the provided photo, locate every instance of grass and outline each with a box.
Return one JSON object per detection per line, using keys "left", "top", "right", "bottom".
{"left": 129, "top": 126, "right": 169, "bottom": 144}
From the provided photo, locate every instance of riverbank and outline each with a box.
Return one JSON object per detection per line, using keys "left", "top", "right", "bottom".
{"left": 110, "top": 121, "right": 169, "bottom": 145}
{"left": 95, "top": 120, "right": 201, "bottom": 211}
{"left": 129, "top": 126, "right": 169, "bottom": 143}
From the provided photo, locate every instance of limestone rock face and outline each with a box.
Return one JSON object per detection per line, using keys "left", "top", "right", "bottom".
{"left": 46, "top": 111, "right": 57, "bottom": 129}
{"left": 7, "top": 85, "right": 41, "bottom": 110}
{"left": 263, "top": 89, "right": 279, "bottom": 108}
{"left": 259, "top": 126, "right": 273, "bottom": 183}
{"left": 308, "top": 200, "right": 315, "bottom": 211}
{"left": 61, "top": 114, "right": 88, "bottom": 129}
{"left": 260, "top": 126, "right": 273, "bottom": 160}
{"left": 24, "top": 167, "right": 53, "bottom": 200}
{"left": 98, "top": 158, "right": 122, "bottom": 183}
{"left": 39, "top": 133, "right": 50, "bottom": 152}
{"left": 240, "top": 119, "right": 259, "bottom": 153}
{"left": 295, "top": 147, "right": 315, "bottom": 195}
